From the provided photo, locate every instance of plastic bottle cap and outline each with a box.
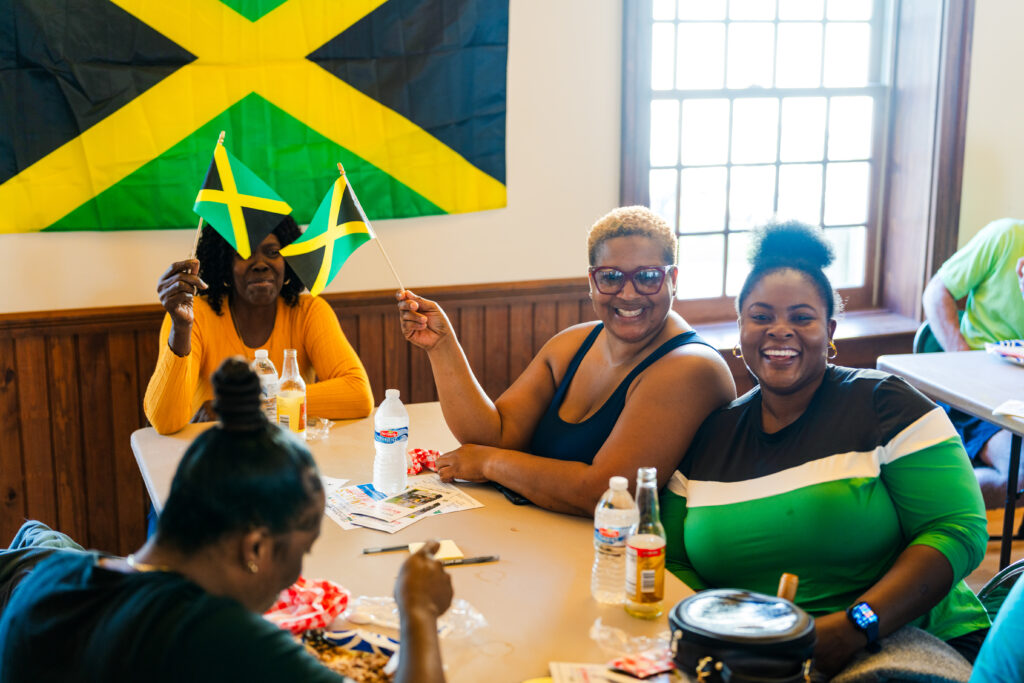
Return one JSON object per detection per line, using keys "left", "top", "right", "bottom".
{"left": 254, "top": 349, "right": 268, "bottom": 359}
{"left": 609, "top": 476, "right": 628, "bottom": 490}
{"left": 385, "top": 389, "right": 400, "bottom": 399}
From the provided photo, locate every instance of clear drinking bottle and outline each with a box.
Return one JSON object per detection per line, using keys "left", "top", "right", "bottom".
{"left": 625, "top": 467, "right": 667, "bottom": 619}
{"left": 591, "top": 475, "right": 640, "bottom": 604}
{"left": 276, "top": 348, "right": 306, "bottom": 439}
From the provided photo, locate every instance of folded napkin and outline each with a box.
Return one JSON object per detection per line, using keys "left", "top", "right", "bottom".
{"left": 993, "top": 399, "right": 1024, "bottom": 422}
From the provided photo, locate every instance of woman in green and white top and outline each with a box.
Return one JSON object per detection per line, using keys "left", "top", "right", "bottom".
{"left": 662, "top": 222, "right": 990, "bottom": 677}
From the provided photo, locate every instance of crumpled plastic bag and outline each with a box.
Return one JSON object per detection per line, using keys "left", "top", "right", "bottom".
{"left": 264, "top": 576, "right": 350, "bottom": 634}
{"left": 345, "top": 595, "right": 486, "bottom": 639}
{"left": 407, "top": 448, "right": 441, "bottom": 476}
{"left": 589, "top": 617, "right": 670, "bottom": 656}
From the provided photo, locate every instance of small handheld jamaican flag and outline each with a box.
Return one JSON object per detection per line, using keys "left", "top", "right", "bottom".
{"left": 193, "top": 141, "right": 292, "bottom": 260}
{"left": 281, "top": 169, "right": 375, "bottom": 296}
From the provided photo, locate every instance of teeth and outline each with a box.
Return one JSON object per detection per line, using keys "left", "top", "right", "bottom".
{"left": 616, "top": 308, "right": 643, "bottom": 318}
{"left": 764, "top": 349, "right": 798, "bottom": 358}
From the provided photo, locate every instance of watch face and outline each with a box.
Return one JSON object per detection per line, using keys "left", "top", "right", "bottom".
{"left": 850, "top": 603, "right": 878, "bottom": 628}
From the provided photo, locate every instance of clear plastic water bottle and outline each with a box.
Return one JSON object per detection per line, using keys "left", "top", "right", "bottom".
{"left": 277, "top": 348, "right": 306, "bottom": 439}
{"left": 251, "top": 350, "right": 278, "bottom": 423}
{"left": 373, "top": 389, "right": 409, "bottom": 495}
{"left": 591, "top": 475, "right": 639, "bottom": 605}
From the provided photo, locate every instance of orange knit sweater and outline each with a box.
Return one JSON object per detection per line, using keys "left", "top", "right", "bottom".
{"left": 144, "top": 294, "right": 373, "bottom": 434}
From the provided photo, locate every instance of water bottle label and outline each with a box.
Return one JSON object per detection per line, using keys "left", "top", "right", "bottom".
{"left": 374, "top": 426, "right": 409, "bottom": 444}
{"left": 594, "top": 525, "right": 631, "bottom": 546}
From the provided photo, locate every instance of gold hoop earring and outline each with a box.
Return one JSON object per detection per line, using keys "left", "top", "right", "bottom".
{"left": 247, "top": 561, "right": 259, "bottom": 574}
{"left": 828, "top": 340, "right": 838, "bottom": 360}
{"left": 732, "top": 345, "right": 743, "bottom": 359}
{"left": 283, "top": 278, "right": 291, "bottom": 285}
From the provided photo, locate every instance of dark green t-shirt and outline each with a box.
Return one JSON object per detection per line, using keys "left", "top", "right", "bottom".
{"left": 0, "top": 551, "right": 348, "bottom": 682}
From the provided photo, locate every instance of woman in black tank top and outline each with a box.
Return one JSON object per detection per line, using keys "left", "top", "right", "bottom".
{"left": 396, "top": 207, "right": 736, "bottom": 516}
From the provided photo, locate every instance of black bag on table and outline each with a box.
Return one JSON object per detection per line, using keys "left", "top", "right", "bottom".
{"left": 669, "top": 589, "right": 816, "bottom": 683}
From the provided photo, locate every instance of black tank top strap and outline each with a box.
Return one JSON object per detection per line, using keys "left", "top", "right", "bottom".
{"left": 549, "top": 323, "right": 604, "bottom": 406}
{"left": 617, "top": 329, "right": 703, "bottom": 390}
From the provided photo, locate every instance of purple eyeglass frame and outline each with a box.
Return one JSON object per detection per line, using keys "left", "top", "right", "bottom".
{"left": 588, "top": 265, "right": 676, "bottom": 295}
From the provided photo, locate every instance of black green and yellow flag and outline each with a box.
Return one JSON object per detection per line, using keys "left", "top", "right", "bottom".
{"left": 281, "top": 172, "right": 374, "bottom": 296}
{"left": 194, "top": 141, "right": 292, "bottom": 259}
{"left": 0, "top": 0, "right": 508, "bottom": 234}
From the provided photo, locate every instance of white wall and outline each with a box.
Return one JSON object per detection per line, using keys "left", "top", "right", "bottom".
{"left": 958, "top": 0, "right": 1024, "bottom": 246}
{"left": 1, "top": 1, "right": 623, "bottom": 314}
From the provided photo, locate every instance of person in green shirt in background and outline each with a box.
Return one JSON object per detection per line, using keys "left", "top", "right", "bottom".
{"left": 923, "top": 218, "right": 1024, "bottom": 508}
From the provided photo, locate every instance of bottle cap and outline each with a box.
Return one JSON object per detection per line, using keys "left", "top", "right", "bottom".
{"left": 385, "top": 389, "right": 400, "bottom": 399}
{"left": 254, "top": 349, "right": 268, "bottom": 359}
{"left": 609, "top": 476, "right": 628, "bottom": 490}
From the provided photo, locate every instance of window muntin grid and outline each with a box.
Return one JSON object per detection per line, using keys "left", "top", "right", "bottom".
{"left": 648, "top": 0, "right": 887, "bottom": 300}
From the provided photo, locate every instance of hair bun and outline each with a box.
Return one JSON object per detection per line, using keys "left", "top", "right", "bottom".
{"left": 211, "top": 357, "right": 265, "bottom": 432}
{"left": 749, "top": 221, "right": 835, "bottom": 272}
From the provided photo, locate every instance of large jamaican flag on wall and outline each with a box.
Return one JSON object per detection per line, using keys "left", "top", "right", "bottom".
{"left": 0, "top": 0, "right": 508, "bottom": 233}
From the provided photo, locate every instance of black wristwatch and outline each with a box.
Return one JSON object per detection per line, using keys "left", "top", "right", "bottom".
{"left": 846, "top": 602, "right": 881, "bottom": 653}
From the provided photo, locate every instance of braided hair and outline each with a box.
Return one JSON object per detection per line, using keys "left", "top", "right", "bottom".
{"left": 736, "top": 221, "right": 844, "bottom": 319}
{"left": 196, "top": 215, "right": 305, "bottom": 315}
{"left": 157, "top": 357, "right": 322, "bottom": 553}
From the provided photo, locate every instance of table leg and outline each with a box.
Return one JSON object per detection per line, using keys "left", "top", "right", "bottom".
{"left": 1000, "top": 433, "right": 1022, "bottom": 570}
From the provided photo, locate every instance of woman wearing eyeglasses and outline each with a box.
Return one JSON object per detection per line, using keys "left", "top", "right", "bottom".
{"left": 396, "top": 206, "right": 736, "bottom": 515}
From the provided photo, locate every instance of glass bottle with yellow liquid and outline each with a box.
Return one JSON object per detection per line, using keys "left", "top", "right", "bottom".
{"left": 276, "top": 348, "right": 306, "bottom": 439}
{"left": 624, "top": 466, "right": 666, "bottom": 619}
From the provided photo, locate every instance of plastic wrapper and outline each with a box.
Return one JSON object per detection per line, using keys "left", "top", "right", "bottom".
{"left": 407, "top": 448, "right": 441, "bottom": 476}
{"left": 345, "top": 595, "right": 486, "bottom": 638}
{"left": 589, "top": 617, "right": 670, "bottom": 656}
{"left": 264, "top": 576, "right": 350, "bottom": 634}
{"left": 609, "top": 649, "right": 676, "bottom": 678}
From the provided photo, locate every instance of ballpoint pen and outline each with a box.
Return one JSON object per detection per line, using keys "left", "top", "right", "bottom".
{"left": 440, "top": 555, "right": 499, "bottom": 567}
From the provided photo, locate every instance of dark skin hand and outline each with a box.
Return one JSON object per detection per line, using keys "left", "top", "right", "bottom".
{"left": 190, "top": 400, "right": 216, "bottom": 424}
{"left": 394, "top": 540, "right": 453, "bottom": 683}
{"left": 157, "top": 258, "right": 208, "bottom": 357}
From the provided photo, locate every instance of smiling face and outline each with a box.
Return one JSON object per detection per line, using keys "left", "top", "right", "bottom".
{"left": 590, "top": 235, "right": 677, "bottom": 344}
{"left": 232, "top": 233, "right": 285, "bottom": 307}
{"left": 739, "top": 268, "right": 837, "bottom": 397}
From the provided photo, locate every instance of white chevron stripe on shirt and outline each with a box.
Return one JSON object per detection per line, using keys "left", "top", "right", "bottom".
{"left": 670, "top": 407, "right": 960, "bottom": 507}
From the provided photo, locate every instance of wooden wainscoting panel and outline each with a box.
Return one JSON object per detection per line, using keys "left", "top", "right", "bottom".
{"left": 483, "top": 305, "right": 510, "bottom": 399}
{"left": 76, "top": 332, "right": 119, "bottom": 553}
{"left": 16, "top": 336, "right": 56, "bottom": 525}
{"left": 0, "top": 337, "right": 27, "bottom": 544}
{"left": 508, "top": 303, "right": 534, "bottom": 382}
{"left": 533, "top": 301, "right": 557, "bottom": 355}
{"left": 458, "top": 305, "right": 485, "bottom": 384}
{"left": 48, "top": 335, "right": 87, "bottom": 542}
{"left": 108, "top": 331, "right": 146, "bottom": 555}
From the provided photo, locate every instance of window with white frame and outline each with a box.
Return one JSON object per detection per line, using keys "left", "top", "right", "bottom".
{"left": 644, "top": 0, "right": 891, "bottom": 304}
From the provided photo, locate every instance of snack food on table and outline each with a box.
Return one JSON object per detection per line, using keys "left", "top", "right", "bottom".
{"left": 304, "top": 629, "right": 392, "bottom": 682}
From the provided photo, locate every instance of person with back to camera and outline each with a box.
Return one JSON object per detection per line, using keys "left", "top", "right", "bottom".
{"left": 395, "top": 206, "right": 736, "bottom": 515}
{"left": 0, "top": 358, "right": 452, "bottom": 682}
{"left": 661, "top": 222, "right": 990, "bottom": 676}
{"left": 144, "top": 216, "right": 373, "bottom": 435}
{"left": 922, "top": 218, "right": 1024, "bottom": 508}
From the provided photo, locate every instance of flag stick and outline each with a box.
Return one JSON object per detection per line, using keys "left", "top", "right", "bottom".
{"left": 191, "top": 130, "right": 227, "bottom": 259}
{"left": 337, "top": 162, "right": 406, "bottom": 293}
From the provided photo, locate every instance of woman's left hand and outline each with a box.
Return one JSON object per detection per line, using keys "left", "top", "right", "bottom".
{"left": 812, "top": 611, "right": 867, "bottom": 677}
{"left": 435, "top": 445, "right": 495, "bottom": 483}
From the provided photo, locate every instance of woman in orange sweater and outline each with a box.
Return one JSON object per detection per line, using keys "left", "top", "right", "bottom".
{"left": 144, "top": 217, "right": 373, "bottom": 434}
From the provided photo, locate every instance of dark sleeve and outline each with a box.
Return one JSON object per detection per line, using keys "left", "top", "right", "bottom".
{"left": 871, "top": 374, "right": 939, "bottom": 444}
{"left": 174, "top": 602, "right": 351, "bottom": 683}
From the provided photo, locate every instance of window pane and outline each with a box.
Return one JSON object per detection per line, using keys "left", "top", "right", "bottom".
{"left": 678, "top": 23, "right": 725, "bottom": 89}
{"left": 725, "top": 231, "right": 753, "bottom": 296}
{"left": 653, "top": 0, "right": 676, "bottom": 20}
{"left": 679, "top": 0, "right": 726, "bottom": 20}
{"left": 680, "top": 167, "right": 727, "bottom": 232}
{"left": 681, "top": 99, "right": 730, "bottom": 165}
{"left": 650, "top": 169, "right": 679, "bottom": 231}
{"left": 776, "top": 23, "right": 822, "bottom": 87}
{"left": 824, "top": 226, "right": 867, "bottom": 287}
{"left": 727, "top": 23, "right": 775, "bottom": 89}
{"left": 652, "top": 23, "right": 676, "bottom": 91}
{"left": 827, "top": 0, "right": 872, "bottom": 20}
{"left": 777, "top": 164, "right": 823, "bottom": 224}
{"left": 823, "top": 23, "right": 870, "bottom": 87}
{"left": 729, "top": 165, "right": 777, "bottom": 229}
{"left": 828, "top": 96, "right": 873, "bottom": 160}
{"left": 780, "top": 97, "right": 826, "bottom": 162}
{"left": 730, "top": 0, "right": 776, "bottom": 20}
{"left": 779, "top": 0, "right": 823, "bottom": 20}
{"left": 678, "top": 234, "right": 725, "bottom": 299}
{"left": 732, "top": 98, "right": 779, "bottom": 164}
{"left": 824, "top": 161, "right": 870, "bottom": 225}
{"left": 650, "top": 100, "right": 681, "bottom": 167}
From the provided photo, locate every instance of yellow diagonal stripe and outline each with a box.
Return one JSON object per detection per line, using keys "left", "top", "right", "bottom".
{"left": 280, "top": 221, "right": 369, "bottom": 257}
{"left": 196, "top": 189, "right": 291, "bottom": 215}
{"left": 0, "top": 0, "right": 506, "bottom": 234}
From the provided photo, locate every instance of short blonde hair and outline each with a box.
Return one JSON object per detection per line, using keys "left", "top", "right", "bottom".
{"left": 587, "top": 206, "right": 677, "bottom": 266}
